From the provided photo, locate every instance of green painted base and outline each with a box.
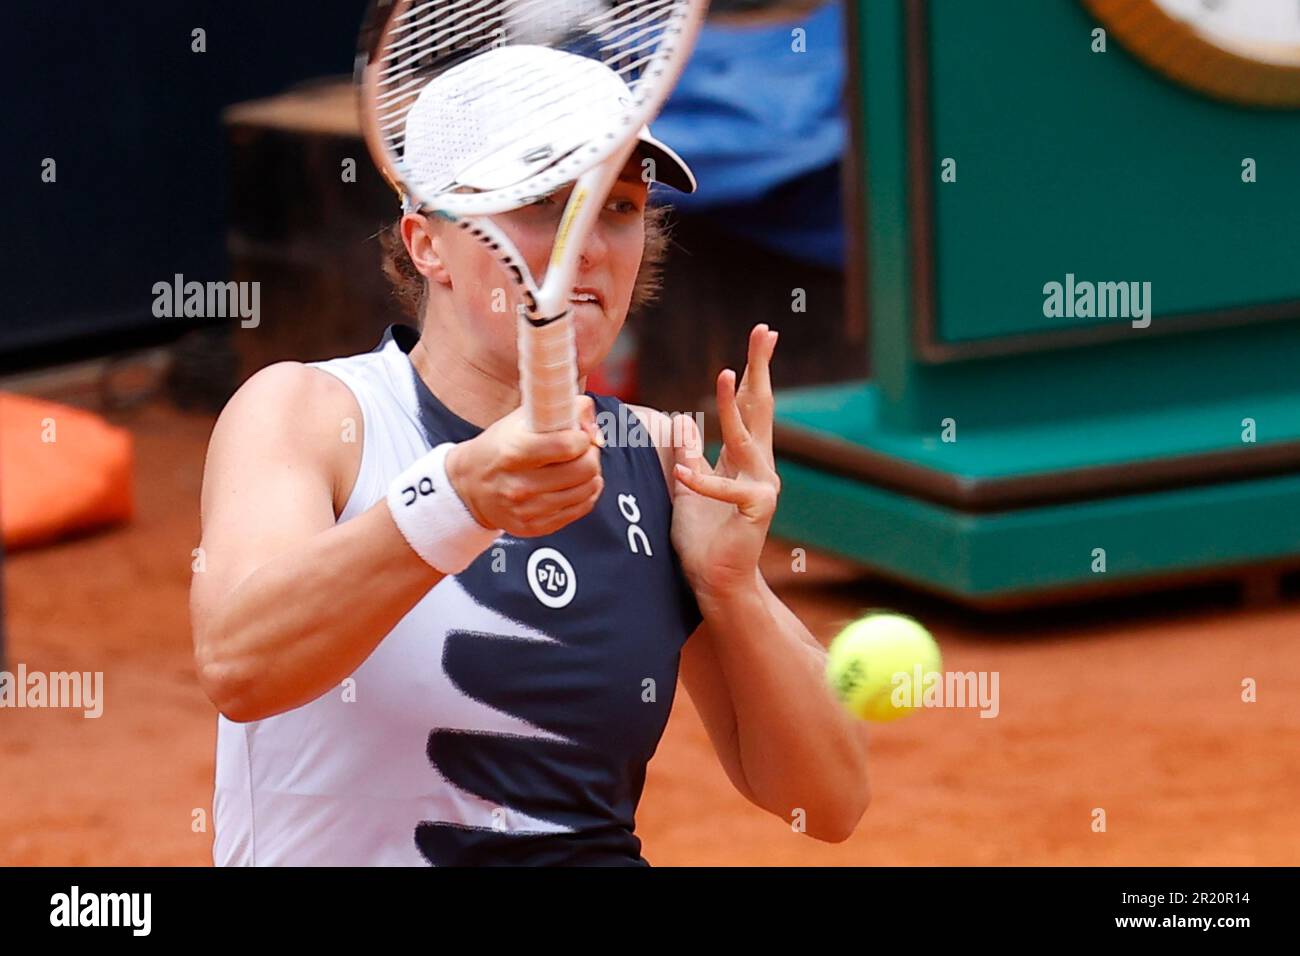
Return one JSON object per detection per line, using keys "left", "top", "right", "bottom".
{"left": 775, "top": 381, "right": 1300, "bottom": 479}
{"left": 760, "top": 382, "right": 1300, "bottom": 605}
{"left": 771, "top": 455, "right": 1300, "bottom": 605}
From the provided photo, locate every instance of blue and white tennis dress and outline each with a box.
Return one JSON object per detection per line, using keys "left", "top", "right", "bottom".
{"left": 212, "top": 324, "right": 703, "bottom": 866}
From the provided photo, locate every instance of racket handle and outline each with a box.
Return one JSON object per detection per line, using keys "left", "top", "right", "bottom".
{"left": 519, "top": 314, "right": 579, "bottom": 432}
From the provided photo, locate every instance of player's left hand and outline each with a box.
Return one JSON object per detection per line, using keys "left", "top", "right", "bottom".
{"left": 670, "top": 324, "right": 780, "bottom": 601}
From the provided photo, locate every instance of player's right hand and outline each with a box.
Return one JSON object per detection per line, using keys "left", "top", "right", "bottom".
{"left": 446, "top": 395, "right": 605, "bottom": 538}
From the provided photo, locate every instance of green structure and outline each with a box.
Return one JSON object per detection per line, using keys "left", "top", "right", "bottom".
{"left": 771, "top": 0, "right": 1300, "bottom": 606}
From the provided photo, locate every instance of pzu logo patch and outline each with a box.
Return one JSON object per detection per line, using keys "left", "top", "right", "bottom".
{"left": 526, "top": 547, "right": 576, "bottom": 608}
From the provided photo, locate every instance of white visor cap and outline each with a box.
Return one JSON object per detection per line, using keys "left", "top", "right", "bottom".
{"left": 400, "top": 44, "right": 697, "bottom": 207}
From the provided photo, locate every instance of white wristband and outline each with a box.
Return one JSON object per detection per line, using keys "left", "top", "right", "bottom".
{"left": 386, "top": 442, "right": 501, "bottom": 574}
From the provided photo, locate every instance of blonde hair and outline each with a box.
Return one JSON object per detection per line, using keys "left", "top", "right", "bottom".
{"left": 379, "top": 203, "right": 673, "bottom": 323}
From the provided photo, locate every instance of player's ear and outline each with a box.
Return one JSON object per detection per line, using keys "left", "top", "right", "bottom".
{"left": 401, "top": 213, "right": 453, "bottom": 287}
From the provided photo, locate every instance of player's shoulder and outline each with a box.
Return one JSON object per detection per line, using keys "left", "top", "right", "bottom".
{"left": 220, "top": 361, "right": 359, "bottom": 432}
{"left": 210, "top": 361, "right": 362, "bottom": 473}
{"left": 623, "top": 403, "right": 701, "bottom": 448}
{"left": 622, "top": 402, "right": 671, "bottom": 442}
{"left": 622, "top": 402, "right": 702, "bottom": 493}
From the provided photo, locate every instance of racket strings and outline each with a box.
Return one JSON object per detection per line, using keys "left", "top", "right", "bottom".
{"left": 379, "top": 8, "right": 674, "bottom": 96}
{"left": 380, "top": 0, "right": 593, "bottom": 79}
{"left": 371, "top": 0, "right": 690, "bottom": 190}
{"left": 383, "top": 0, "right": 504, "bottom": 69}
{"left": 594, "top": 0, "right": 679, "bottom": 51}
{"left": 378, "top": 0, "right": 682, "bottom": 85}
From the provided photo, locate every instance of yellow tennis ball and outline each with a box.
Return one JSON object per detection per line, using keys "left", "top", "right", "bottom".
{"left": 826, "top": 612, "right": 942, "bottom": 723}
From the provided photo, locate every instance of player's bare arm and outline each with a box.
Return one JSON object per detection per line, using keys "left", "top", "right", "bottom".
{"left": 192, "top": 364, "right": 602, "bottom": 722}
{"left": 634, "top": 324, "right": 872, "bottom": 843}
{"left": 191, "top": 362, "right": 443, "bottom": 722}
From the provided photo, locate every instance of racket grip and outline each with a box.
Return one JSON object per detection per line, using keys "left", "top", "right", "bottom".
{"left": 519, "top": 316, "right": 579, "bottom": 432}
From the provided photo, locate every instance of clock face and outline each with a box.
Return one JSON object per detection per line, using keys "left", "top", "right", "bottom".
{"left": 1084, "top": 0, "right": 1300, "bottom": 106}
{"left": 1152, "top": 0, "right": 1300, "bottom": 67}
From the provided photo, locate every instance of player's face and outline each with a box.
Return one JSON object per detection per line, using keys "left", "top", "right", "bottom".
{"left": 430, "top": 158, "right": 649, "bottom": 383}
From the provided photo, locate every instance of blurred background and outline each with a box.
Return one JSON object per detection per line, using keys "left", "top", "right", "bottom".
{"left": 2, "top": 0, "right": 1297, "bottom": 866}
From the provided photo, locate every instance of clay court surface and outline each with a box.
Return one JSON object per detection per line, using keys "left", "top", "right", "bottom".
{"left": 2, "top": 403, "right": 1297, "bottom": 866}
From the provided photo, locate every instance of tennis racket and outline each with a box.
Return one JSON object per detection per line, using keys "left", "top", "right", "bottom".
{"left": 356, "top": 0, "right": 709, "bottom": 432}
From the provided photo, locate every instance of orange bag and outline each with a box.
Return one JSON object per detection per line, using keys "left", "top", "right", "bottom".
{"left": 0, "top": 392, "right": 134, "bottom": 551}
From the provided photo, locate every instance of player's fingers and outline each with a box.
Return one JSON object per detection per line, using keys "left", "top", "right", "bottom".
{"left": 515, "top": 422, "right": 593, "bottom": 466}
{"left": 671, "top": 467, "right": 778, "bottom": 521}
{"left": 507, "top": 395, "right": 600, "bottom": 466}
{"left": 735, "top": 325, "right": 777, "bottom": 462}
{"left": 577, "top": 394, "right": 606, "bottom": 448}
{"left": 737, "top": 324, "right": 776, "bottom": 404}
{"left": 527, "top": 473, "right": 604, "bottom": 515}
{"left": 522, "top": 479, "right": 605, "bottom": 536}
{"left": 673, "top": 463, "right": 742, "bottom": 502}
{"left": 533, "top": 443, "right": 602, "bottom": 492}
{"left": 716, "top": 367, "right": 766, "bottom": 474}
{"left": 670, "top": 413, "right": 712, "bottom": 475}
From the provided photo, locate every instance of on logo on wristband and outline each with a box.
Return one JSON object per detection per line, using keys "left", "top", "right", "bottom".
{"left": 400, "top": 476, "right": 437, "bottom": 507}
{"left": 387, "top": 442, "right": 501, "bottom": 575}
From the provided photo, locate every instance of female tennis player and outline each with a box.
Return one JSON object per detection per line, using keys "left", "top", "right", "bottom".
{"left": 191, "top": 72, "right": 871, "bottom": 869}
